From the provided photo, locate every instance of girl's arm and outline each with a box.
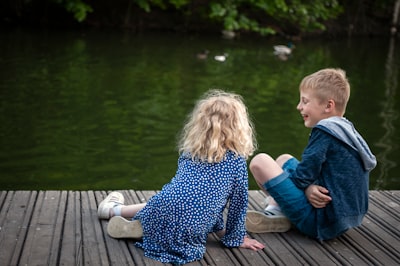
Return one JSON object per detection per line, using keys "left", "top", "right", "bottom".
{"left": 220, "top": 160, "right": 248, "bottom": 247}
{"left": 221, "top": 158, "right": 264, "bottom": 250}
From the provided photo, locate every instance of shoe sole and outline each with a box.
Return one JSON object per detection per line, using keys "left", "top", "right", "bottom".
{"left": 107, "top": 216, "right": 143, "bottom": 239}
{"left": 246, "top": 210, "right": 291, "bottom": 233}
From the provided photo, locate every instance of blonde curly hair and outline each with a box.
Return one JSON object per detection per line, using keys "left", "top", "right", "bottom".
{"left": 178, "top": 89, "right": 257, "bottom": 163}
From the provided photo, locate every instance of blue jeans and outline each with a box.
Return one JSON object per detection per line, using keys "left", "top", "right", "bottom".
{"left": 262, "top": 158, "right": 318, "bottom": 238}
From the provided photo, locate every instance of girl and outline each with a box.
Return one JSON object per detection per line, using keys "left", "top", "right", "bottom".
{"left": 98, "top": 89, "right": 265, "bottom": 264}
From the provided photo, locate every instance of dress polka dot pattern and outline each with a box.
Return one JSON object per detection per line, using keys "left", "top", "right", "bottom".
{"left": 133, "top": 151, "right": 249, "bottom": 264}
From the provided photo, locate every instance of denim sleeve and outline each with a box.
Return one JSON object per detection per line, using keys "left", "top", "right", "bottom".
{"left": 291, "top": 128, "right": 331, "bottom": 189}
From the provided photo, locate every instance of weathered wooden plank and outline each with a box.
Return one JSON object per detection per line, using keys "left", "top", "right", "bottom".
{"left": 247, "top": 190, "right": 400, "bottom": 265}
{"left": 342, "top": 191, "right": 400, "bottom": 264}
{"left": 247, "top": 190, "right": 267, "bottom": 210}
{"left": 1, "top": 190, "right": 399, "bottom": 265}
{"left": 254, "top": 232, "right": 309, "bottom": 265}
{"left": 383, "top": 190, "right": 400, "bottom": 204}
{"left": 248, "top": 191, "right": 310, "bottom": 265}
{"left": 59, "top": 190, "right": 83, "bottom": 265}
{"left": 229, "top": 237, "right": 276, "bottom": 266}
{"left": 321, "top": 238, "right": 363, "bottom": 265}
{"left": 334, "top": 229, "right": 384, "bottom": 264}
{"left": 369, "top": 190, "right": 400, "bottom": 235}
{"left": 290, "top": 231, "right": 371, "bottom": 265}
{"left": 0, "top": 190, "right": 7, "bottom": 208}
{"left": 18, "top": 191, "right": 67, "bottom": 265}
{"left": 9, "top": 191, "right": 38, "bottom": 266}
{"left": 0, "top": 191, "right": 21, "bottom": 265}
{"left": 84, "top": 190, "right": 117, "bottom": 266}
{"left": 0, "top": 191, "right": 37, "bottom": 266}
{"left": 201, "top": 233, "right": 241, "bottom": 265}
{"left": 48, "top": 191, "right": 69, "bottom": 266}
{"left": 126, "top": 189, "right": 147, "bottom": 205}
{"left": 96, "top": 190, "right": 136, "bottom": 266}
{"left": 137, "top": 190, "right": 158, "bottom": 202}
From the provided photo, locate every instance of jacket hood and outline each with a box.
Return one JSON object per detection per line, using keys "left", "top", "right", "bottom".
{"left": 316, "top": 116, "right": 377, "bottom": 171}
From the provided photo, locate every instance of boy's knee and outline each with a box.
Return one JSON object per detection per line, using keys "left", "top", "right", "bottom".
{"left": 249, "top": 153, "right": 273, "bottom": 172}
{"left": 276, "top": 154, "right": 293, "bottom": 167}
{"left": 250, "top": 153, "right": 287, "bottom": 183}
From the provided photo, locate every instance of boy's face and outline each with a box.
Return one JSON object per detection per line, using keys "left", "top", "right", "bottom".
{"left": 296, "top": 89, "right": 331, "bottom": 128}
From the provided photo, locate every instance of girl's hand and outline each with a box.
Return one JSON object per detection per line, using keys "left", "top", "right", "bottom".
{"left": 215, "top": 229, "right": 226, "bottom": 238}
{"left": 239, "top": 235, "right": 265, "bottom": 250}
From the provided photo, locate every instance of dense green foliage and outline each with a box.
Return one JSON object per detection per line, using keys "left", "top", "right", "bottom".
{"left": 55, "top": 0, "right": 343, "bottom": 35}
{"left": 209, "top": 0, "right": 343, "bottom": 35}
{"left": 51, "top": 0, "right": 93, "bottom": 22}
{"left": 1, "top": 0, "right": 397, "bottom": 36}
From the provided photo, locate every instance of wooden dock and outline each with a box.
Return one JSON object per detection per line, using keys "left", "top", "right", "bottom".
{"left": 0, "top": 190, "right": 399, "bottom": 265}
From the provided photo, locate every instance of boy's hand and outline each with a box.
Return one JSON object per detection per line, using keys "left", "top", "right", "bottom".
{"left": 305, "top": 185, "right": 332, "bottom": 208}
{"left": 240, "top": 235, "right": 265, "bottom": 250}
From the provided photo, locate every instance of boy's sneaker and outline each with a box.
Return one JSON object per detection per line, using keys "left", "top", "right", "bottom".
{"left": 107, "top": 216, "right": 143, "bottom": 239}
{"left": 246, "top": 209, "right": 291, "bottom": 233}
{"left": 98, "top": 192, "right": 125, "bottom": 219}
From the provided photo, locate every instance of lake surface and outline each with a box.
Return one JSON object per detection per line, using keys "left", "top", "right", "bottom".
{"left": 0, "top": 29, "right": 399, "bottom": 190}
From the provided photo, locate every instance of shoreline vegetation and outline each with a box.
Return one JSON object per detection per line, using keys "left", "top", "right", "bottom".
{"left": 1, "top": 0, "right": 400, "bottom": 39}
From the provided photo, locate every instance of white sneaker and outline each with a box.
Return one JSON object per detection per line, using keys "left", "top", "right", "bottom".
{"left": 107, "top": 216, "right": 143, "bottom": 239}
{"left": 264, "top": 196, "right": 273, "bottom": 207}
{"left": 246, "top": 210, "right": 291, "bottom": 233}
{"left": 97, "top": 192, "right": 124, "bottom": 219}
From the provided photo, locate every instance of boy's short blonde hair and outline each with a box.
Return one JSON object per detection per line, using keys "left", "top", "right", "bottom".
{"left": 178, "top": 89, "right": 257, "bottom": 163}
{"left": 300, "top": 68, "right": 350, "bottom": 115}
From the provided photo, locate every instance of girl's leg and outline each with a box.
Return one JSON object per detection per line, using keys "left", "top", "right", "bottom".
{"left": 98, "top": 191, "right": 147, "bottom": 220}
{"left": 107, "top": 203, "right": 147, "bottom": 239}
{"left": 111, "top": 203, "right": 146, "bottom": 218}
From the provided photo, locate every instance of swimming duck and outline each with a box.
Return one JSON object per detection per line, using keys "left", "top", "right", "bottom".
{"left": 196, "top": 50, "right": 209, "bottom": 60}
{"left": 221, "top": 30, "right": 235, "bottom": 39}
{"left": 214, "top": 53, "right": 228, "bottom": 62}
{"left": 273, "top": 43, "right": 295, "bottom": 56}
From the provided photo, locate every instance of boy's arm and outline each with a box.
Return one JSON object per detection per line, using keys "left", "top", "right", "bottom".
{"left": 291, "top": 129, "right": 331, "bottom": 189}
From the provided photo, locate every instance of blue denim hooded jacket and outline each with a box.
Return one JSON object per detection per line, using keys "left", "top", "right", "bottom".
{"left": 292, "top": 116, "right": 377, "bottom": 240}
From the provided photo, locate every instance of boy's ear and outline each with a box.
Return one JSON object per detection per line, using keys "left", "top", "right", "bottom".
{"left": 325, "top": 99, "right": 335, "bottom": 112}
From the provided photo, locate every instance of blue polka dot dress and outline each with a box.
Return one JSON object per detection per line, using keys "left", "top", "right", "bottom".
{"left": 133, "top": 151, "right": 248, "bottom": 264}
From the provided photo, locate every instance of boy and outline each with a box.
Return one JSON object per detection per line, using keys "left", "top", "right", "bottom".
{"left": 246, "top": 68, "right": 377, "bottom": 241}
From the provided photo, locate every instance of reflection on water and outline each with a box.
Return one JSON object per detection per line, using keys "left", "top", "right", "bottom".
{"left": 374, "top": 37, "right": 399, "bottom": 189}
{"left": 0, "top": 29, "right": 399, "bottom": 190}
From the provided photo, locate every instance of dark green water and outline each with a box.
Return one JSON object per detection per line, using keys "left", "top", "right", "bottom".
{"left": 0, "top": 29, "right": 399, "bottom": 190}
